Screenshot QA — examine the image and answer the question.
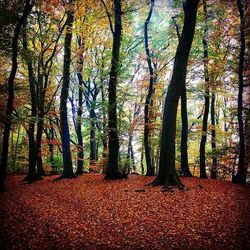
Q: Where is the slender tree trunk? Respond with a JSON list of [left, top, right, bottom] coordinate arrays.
[[59, 1, 74, 179], [36, 117, 46, 177], [75, 38, 84, 176], [141, 140, 144, 175], [130, 143, 136, 172], [11, 124, 20, 169], [181, 86, 192, 176], [210, 92, 217, 178], [233, 0, 246, 184], [126, 134, 136, 173], [152, 0, 199, 188], [144, 0, 155, 176], [105, 0, 125, 179], [100, 84, 108, 172], [48, 125, 55, 172], [90, 110, 97, 165], [0, 0, 33, 192], [199, 0, 209, 179]]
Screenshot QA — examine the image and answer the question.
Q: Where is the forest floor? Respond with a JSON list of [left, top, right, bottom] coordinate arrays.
[[0, 174, 250, 249]]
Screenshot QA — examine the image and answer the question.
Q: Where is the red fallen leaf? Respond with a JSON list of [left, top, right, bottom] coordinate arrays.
[[0, 174, 249, 249]]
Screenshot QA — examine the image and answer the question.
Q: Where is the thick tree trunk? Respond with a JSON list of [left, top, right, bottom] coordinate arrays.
[[152, 0, 199, 188], [210, 92, 217, 179], [144, 0, 155, 176], [233, 0, 246, 184], [0, 0, 33, 192], [59, 2, 74, 179], [199, 0, 209, 179], [105, 0, 125, 179], [172, 15, 192, 177]]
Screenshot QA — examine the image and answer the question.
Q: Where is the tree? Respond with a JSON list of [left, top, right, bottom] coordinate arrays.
[[59, 0, 74, 179], [21, 5, 66, 181], [101, 0, 126, 179], [144, 0, 156, 176], [199, 0, 209, 179], [74, 38, 85, 176], [233, 0, 247, 184], [0, 0, 34, 192], [210, 91, 217, 179], [22, 24, 39, 182], [172, 14, 192, 177], [152, 0, 199, 188]]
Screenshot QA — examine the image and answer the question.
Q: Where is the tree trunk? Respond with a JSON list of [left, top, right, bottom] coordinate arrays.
[[48, 125, 55, 172], [22, 27, 39, 181], [90, 110, 97, 165], [181, 85, 192, 176], [11, 124, 21, 169], [126, 134, 136, 173], [0, 0, 33, 192], [105, 0, 125, 179], [199, 0, 209, 179], [233, 0, 246, 184], [36, 117, 46, 177], [100, 84, 108, 172], [210, 92, 217, 179], [152, 0, 199, 188], [172, 14, 192, 177], [75, 38, 84, 176], [144, 0, 155, 176], [141, 140, 144, 175], [59, 1, 74, 179]]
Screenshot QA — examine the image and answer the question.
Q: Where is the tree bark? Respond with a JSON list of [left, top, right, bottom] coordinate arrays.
[[141, 140, 144, 175], [181, 84, 192, 177], [22, 25, 40, 182], [233, 0, 246, 184], [105, 0, 125, 179], [75, 38, 84, 176], [210, 92, 217, 179], [152, 0, 199, 188], [0, 0, 33, 192], [90, 109, 97, 165], [199, 0, 209, 179], [172, 15, 192, 177], [59, 1, 74, 179], [144, 0, 155, 176]]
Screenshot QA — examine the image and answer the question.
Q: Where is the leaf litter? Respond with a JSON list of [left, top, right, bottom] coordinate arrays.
[[0, 173, 249, 249]]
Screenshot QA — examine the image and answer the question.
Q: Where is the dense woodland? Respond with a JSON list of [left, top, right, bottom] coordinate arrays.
[[1, 0, 249, 189], [0, 0, 250, 248]]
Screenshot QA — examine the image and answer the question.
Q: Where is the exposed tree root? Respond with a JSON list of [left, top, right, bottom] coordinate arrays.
[[151, 174, 185, 191]]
